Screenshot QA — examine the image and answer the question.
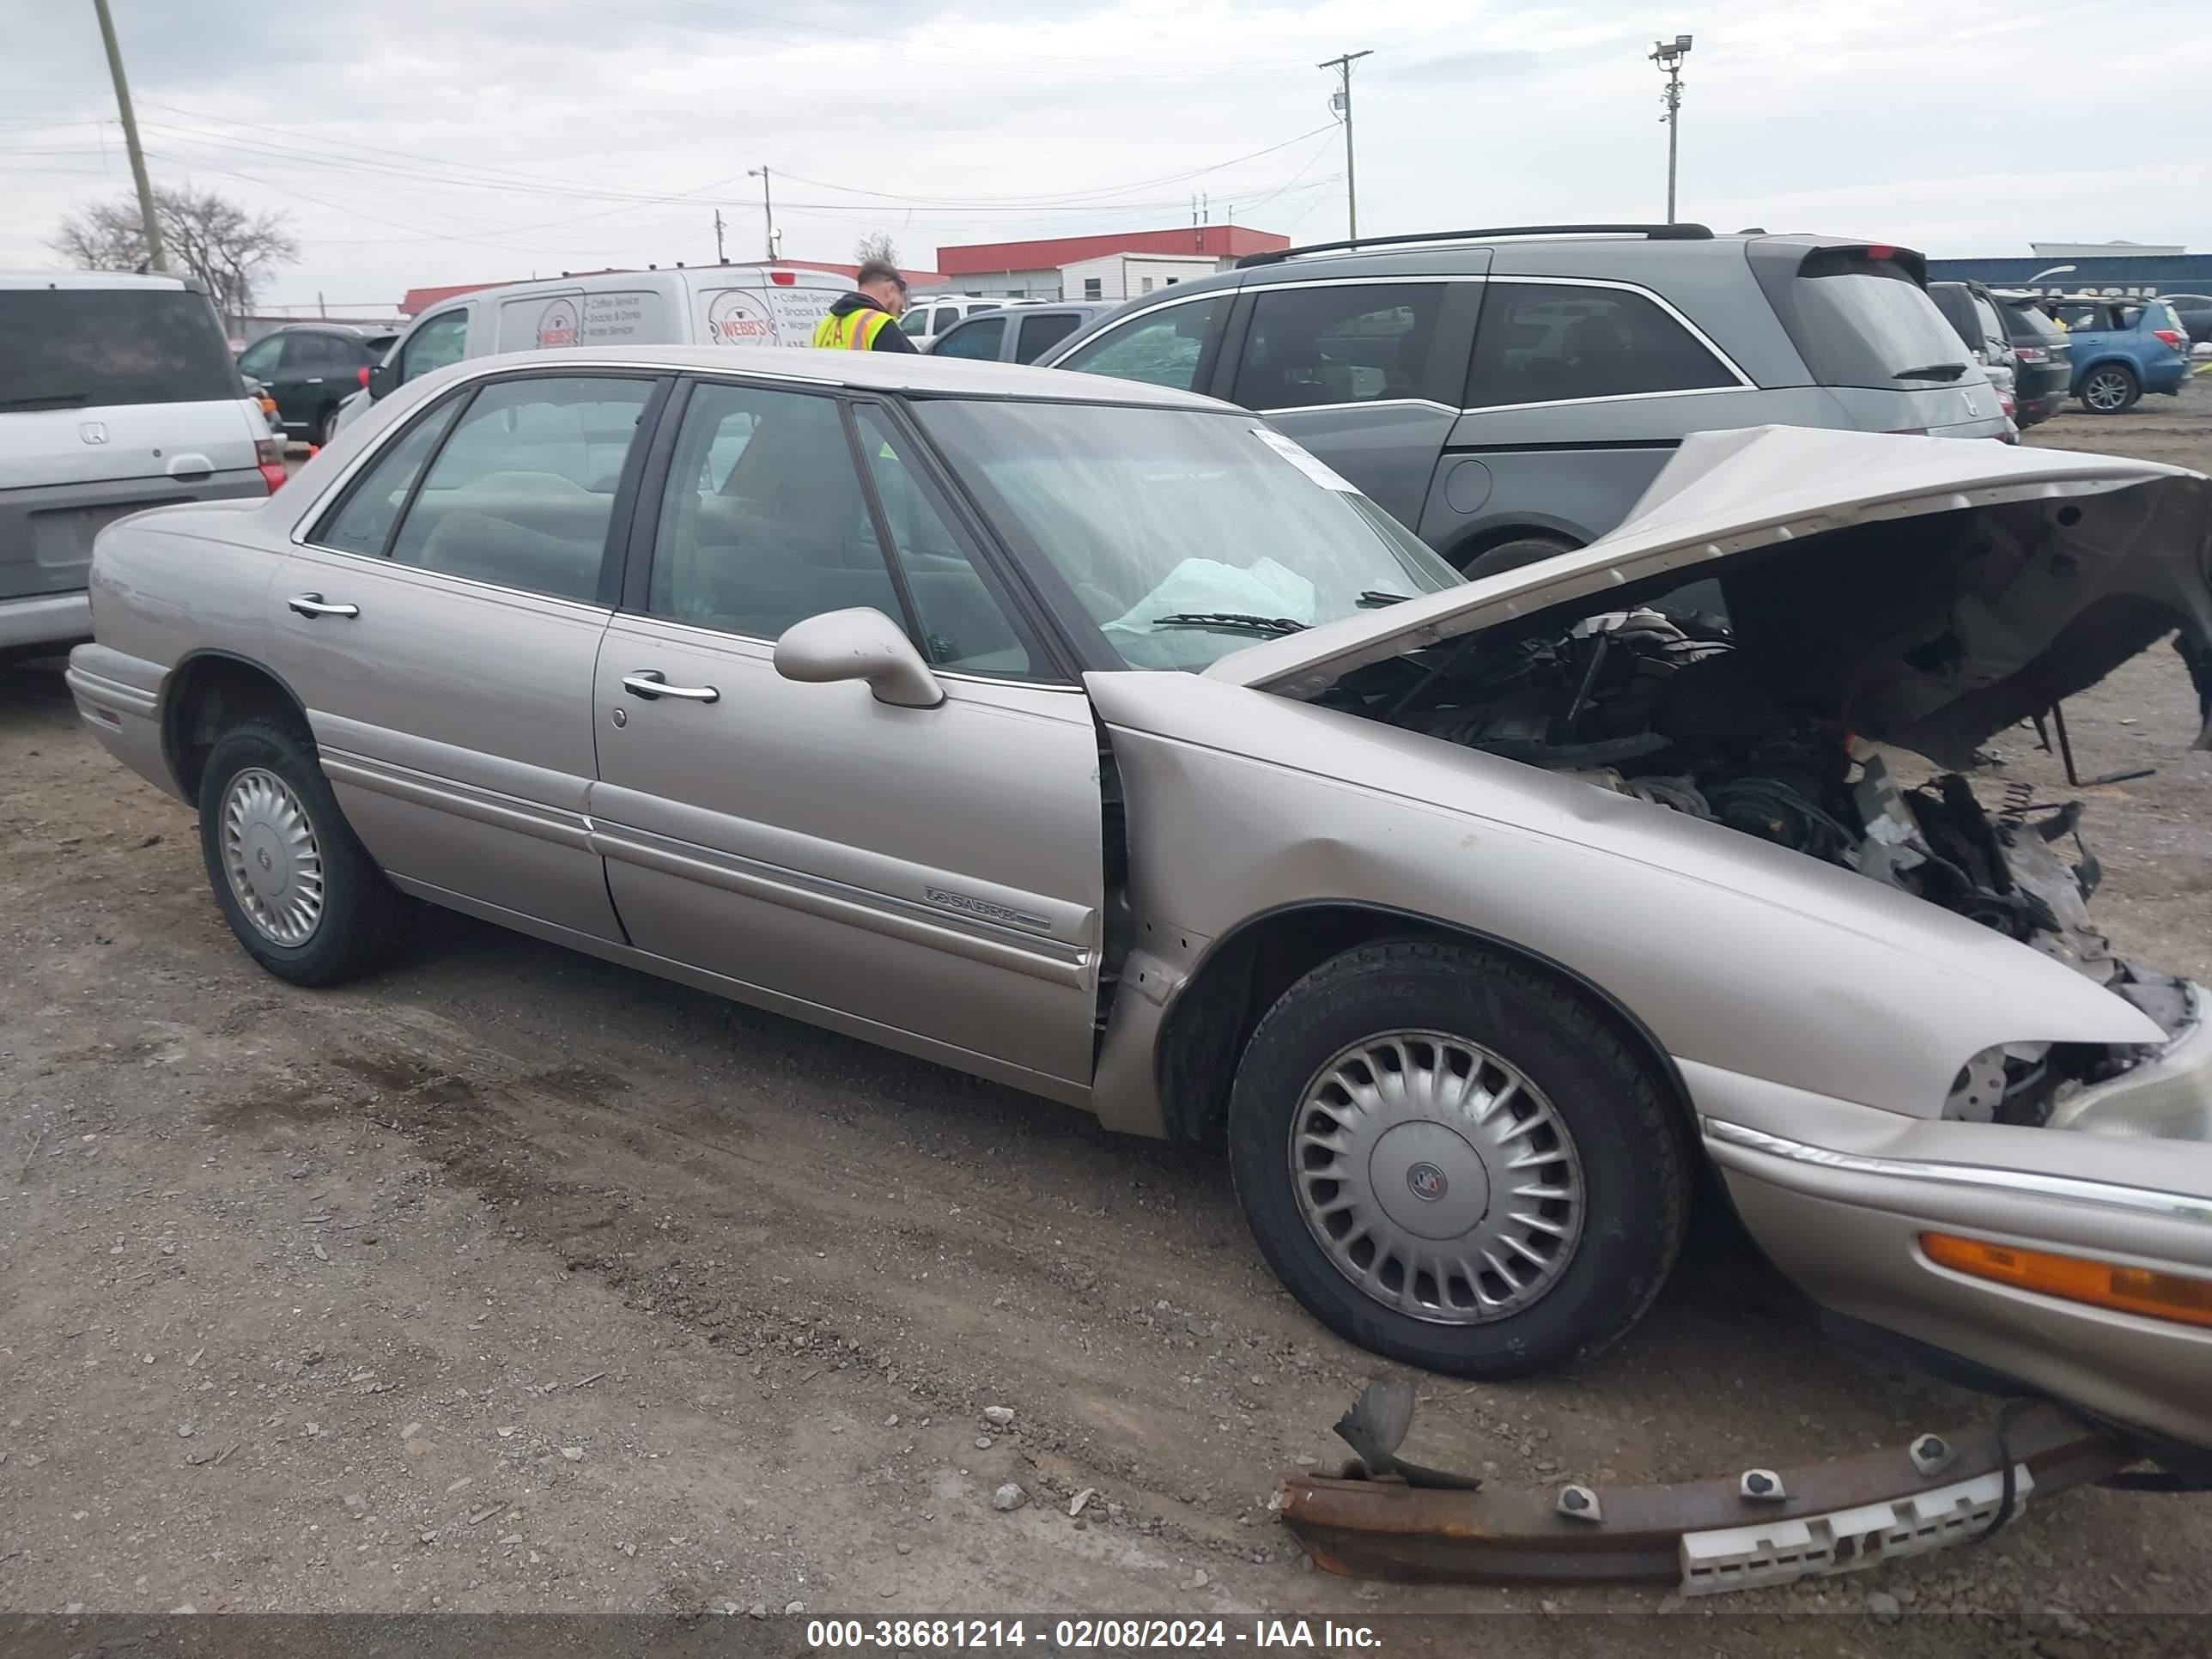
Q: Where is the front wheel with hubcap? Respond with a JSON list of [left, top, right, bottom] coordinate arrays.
[[198, 715, 400, 985], [2079, 363, 2140, 414], [1226, 939, 1688, 1377]]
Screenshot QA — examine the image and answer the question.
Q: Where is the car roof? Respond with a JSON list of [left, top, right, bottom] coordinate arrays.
[[0, 269, 206, 293], [434, 343, 1232, 410]]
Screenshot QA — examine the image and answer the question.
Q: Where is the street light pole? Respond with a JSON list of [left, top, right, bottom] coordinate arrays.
[[1317, 50, 1372, 243], [747, 167, 777, 261], [90, 0, 166, 271], [1650, 33, 1692, 225]]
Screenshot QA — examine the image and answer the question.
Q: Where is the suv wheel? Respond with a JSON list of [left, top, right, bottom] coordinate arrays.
[[1225, 940, 1688, 1377], [2080, 363, 2140, 414], [198, 715, 401, 985], [1460, 535, 1577, 580]]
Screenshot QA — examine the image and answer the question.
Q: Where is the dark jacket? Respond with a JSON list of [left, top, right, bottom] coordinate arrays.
[[827, 290, 919, 352]]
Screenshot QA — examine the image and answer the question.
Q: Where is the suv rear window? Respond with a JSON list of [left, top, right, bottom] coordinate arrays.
[[2002, 302, 2067, 347], [1770, 249, 1971, 388], [0, 287, 239, 410]]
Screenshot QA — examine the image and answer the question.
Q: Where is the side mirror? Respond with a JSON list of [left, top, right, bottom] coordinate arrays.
[[368, 362, 394, 401], [774, 608, 944, 709]]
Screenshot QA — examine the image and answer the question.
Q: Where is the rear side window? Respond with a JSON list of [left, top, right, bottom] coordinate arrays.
[[1232, 283, 1448, 410], [2002, 303, 2067, 347], [311, 400, 465, 557], [1055, 297, 1223, 391], [385, 375, 657, 600], [0, 287, 237, 410], [933, 316, 1006, 360], [1774, 251, 1974, 387], [1012, 312, 1082, 364], [1465, 283, 1735, 408]]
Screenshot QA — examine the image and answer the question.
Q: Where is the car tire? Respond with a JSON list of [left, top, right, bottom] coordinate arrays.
[[197, 714, 401, 987], [316, 405, 341, 447], [1225, 939, 1688, 1377], [2079, 363, 2140, 414], [1460, 535, 1577, 580]]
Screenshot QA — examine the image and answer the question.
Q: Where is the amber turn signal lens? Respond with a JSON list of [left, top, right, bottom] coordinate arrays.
[[1921, 1233, 2212, 1329]]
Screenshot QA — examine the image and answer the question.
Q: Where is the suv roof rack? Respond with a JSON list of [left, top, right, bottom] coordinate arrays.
[[1237, 223, 1716, 269]]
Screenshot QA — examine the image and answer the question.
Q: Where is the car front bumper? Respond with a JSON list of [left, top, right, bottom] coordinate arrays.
[[1688, 1024, 2212, 1457]]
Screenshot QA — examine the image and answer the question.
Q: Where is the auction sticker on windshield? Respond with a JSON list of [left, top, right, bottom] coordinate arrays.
[[1253, 426, 1358, 492]]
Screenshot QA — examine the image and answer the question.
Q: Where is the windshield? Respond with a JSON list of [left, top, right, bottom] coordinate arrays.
[[0, 287, 239, 410], [1780, 252, 1972, 387], [916, 399, 1459, 670]]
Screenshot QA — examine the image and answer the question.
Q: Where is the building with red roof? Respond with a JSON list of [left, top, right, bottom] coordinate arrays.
[[934, 225, 1289, 300]]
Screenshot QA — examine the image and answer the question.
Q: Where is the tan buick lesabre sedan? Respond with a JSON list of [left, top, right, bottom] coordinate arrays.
[[65, 346, 2212, 1474]]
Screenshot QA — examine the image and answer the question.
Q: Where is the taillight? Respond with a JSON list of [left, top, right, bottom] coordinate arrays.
[[357, 365, 371, 388], [2154, 328, 2184, 350], [256, 437, 287, 495], [2014, 345, 2049, 364]]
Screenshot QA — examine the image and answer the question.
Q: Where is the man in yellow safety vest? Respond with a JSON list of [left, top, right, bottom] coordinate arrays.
[[813, 260, 919, 352]]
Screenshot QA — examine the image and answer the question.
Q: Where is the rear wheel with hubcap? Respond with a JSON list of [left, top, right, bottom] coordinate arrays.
[[1226, 939, 1688, 1376], [198, 716, 401, 985], [2079, 363, 2140, 414]]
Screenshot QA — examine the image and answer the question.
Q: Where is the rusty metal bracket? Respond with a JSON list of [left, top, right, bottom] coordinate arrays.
[[1278, 1400, 2133, 1587]]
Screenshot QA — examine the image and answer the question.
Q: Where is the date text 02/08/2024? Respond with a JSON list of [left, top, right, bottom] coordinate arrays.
[[804, 1620, 1384, 1650]]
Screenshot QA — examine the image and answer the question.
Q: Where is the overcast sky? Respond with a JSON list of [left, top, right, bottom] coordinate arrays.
[[3, 0, 2204, 313]]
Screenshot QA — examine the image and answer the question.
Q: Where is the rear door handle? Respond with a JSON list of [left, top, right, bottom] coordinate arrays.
[[288, 592, 360, 619], [623, 670, 719, 702]]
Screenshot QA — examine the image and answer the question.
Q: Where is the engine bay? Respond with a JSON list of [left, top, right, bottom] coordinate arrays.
[[1328, 607, 2198, 1127]]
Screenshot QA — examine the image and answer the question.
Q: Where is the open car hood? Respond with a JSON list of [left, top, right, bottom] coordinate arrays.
[[1212, 426, 2212, 765]]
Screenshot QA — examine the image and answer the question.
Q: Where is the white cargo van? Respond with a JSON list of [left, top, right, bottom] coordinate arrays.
[[3, 271, 278, 656], [332, 264, 852, 435]]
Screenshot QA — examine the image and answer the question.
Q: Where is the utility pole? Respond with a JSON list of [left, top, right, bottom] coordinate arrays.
[[1650, 34, 1692, 224], [714, 209, 727, 264], [90, 0, 166, 271], [747, 167, 776, 261], [1317, 50, 1372, 243]]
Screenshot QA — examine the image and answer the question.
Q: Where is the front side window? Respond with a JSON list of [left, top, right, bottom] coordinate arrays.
[[399, 310, 470, 383], [1054, 296, 1222, 391], [933, 316, 1005, 360], [235, 336, 283, 380], [900, 307, 933, 336], [1234, 283, 1448, 410], [647, 381, 896, 638], [915, 398, 1457, 672], [1467, 283, 1735, 407], [852, 407, 1028, 675], [382, 375, 656, 600]]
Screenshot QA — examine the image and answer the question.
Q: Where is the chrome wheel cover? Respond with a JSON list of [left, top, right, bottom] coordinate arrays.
[[2084, 370, 2130, 410], [220, 767, 325, 946], [1290, 1031, 1584, 1324]]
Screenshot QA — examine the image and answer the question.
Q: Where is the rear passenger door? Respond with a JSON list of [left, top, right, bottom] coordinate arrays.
[[1223, 276, 1478, 526], [1431, 278, 1753, 553], [269, 371, 666, 940]]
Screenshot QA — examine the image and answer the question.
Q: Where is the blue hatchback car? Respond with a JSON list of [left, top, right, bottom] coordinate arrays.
[[2050, 295, 2191, 413]]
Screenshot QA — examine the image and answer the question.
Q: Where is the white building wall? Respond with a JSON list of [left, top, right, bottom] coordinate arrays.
[[1058, 254, 1222, 303]]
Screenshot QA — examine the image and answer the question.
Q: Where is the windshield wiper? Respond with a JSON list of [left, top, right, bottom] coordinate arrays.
[[1892, 362, 1968, 381], [1358, 589, 1416, 608], [0, 392, 90, 411], [1145, 611, 1309, 636]]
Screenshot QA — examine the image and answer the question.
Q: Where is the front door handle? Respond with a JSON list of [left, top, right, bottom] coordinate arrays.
[[622, 670, 719, 703], [288, 592, 360, 619]]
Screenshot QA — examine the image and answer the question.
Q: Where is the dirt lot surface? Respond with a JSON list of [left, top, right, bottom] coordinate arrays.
[[4, 374, 2210, 1649]]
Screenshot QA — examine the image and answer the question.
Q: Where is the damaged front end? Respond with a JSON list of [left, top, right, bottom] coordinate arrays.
[[1321, 601, 2212, 1139]]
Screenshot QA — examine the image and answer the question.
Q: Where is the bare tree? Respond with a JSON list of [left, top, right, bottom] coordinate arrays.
[[854, 231, 901, 268], [53, 184, 298, 325]]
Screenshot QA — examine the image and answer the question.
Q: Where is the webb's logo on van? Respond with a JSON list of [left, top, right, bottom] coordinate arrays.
[[78, 421, 109, 446], [535, 299, 580, 349]]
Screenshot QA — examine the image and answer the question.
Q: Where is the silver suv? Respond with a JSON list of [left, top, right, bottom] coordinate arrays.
[[1042, 225, 2008, 576], [2, 271, 281, 656]]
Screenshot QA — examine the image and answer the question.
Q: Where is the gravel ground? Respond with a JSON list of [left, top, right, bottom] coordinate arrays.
[[3, 374, 2209, 1646]]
